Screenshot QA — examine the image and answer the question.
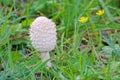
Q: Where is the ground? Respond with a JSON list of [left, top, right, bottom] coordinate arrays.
[[0, 0, 120, 80]]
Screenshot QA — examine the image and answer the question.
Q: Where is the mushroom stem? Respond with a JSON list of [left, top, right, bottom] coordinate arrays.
[[40, 51, 52, 68]]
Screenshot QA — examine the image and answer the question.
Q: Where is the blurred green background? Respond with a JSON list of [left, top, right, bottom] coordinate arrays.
[[0, 0, 120, 80]]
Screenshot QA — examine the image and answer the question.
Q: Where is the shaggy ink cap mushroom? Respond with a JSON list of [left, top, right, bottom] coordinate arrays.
[[29, 16, 57, 68]]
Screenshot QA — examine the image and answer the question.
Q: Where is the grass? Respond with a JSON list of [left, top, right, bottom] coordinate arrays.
[[0, 0, 120, 80]]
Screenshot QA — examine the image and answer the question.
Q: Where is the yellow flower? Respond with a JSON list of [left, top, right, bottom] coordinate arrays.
[[96, 10, 104, 16], [79, 17, 88, 23]]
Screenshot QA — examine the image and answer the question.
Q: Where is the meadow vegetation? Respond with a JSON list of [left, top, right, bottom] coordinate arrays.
[[0, 0, 120, 80]]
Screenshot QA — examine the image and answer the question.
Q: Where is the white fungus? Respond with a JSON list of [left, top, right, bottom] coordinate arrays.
[[29, 16, 57, 68]]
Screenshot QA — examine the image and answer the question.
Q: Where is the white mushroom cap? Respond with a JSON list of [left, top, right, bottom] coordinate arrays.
[[29, 16, 57, 52]]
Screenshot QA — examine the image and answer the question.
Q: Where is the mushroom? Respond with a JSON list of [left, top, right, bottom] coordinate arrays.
[[29, 16, 57, 68]]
